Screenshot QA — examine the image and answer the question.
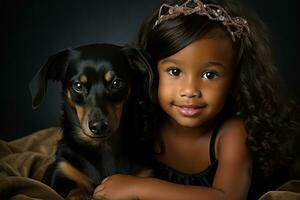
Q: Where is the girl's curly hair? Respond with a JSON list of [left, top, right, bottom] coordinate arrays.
[[136, 0, 299, 180], [234, 9, 298, 177]]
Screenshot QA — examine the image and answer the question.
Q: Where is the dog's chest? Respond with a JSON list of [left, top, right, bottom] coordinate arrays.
[[78, 147, 134, 185]]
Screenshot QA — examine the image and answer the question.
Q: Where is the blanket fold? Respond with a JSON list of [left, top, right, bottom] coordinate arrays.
[[0, 127, 299, 200], [0, 127, 63, 199]]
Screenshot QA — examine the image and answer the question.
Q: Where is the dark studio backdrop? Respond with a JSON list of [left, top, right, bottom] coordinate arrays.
[[0, 0, 299, 141]]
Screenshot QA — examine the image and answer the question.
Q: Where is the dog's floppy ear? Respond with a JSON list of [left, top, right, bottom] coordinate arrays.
[[121, 46, 156, 102], [29, 49, 70, 109]]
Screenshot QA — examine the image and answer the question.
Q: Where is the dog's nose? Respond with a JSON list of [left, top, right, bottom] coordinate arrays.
[[89, 120, 108, 134]]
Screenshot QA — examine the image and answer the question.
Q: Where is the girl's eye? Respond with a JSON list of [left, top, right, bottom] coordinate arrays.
[[167, 68, 181, 77], [202, 71, 219, 80], [112, 79, 124, 89], [72, 82, 86, 94]]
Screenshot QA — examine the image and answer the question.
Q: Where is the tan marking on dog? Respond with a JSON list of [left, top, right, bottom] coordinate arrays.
[[116, 89, 131, 121], [75, 105, 87, 124], [107, 89, 131, 131], [66, 90, 87, 124], [104, 71, 114, 82], [58, 161, 93, 193], [79, 74, 88, 83], [105, 103, 122, 133]]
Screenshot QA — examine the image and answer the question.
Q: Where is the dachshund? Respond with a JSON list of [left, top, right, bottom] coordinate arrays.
[[29, 43, 153, 199]]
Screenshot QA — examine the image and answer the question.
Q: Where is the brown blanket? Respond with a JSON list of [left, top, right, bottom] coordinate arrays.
[[0, 127, 299, 200], [258, 180, 300, 200], [0, 127, 63, 200]]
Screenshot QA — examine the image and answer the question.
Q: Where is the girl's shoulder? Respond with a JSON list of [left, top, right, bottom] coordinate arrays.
[[211, 119, 252, 199], [218, 116, 247, 137], [214, 116, 248, 160], [219, 116, 247, 136]]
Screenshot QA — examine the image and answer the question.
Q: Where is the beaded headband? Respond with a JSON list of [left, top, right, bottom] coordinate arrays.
[[153, 0, 250, 42]]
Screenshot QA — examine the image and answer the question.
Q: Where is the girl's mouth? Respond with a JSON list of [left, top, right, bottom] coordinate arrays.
[[174, 105, 205, 117]]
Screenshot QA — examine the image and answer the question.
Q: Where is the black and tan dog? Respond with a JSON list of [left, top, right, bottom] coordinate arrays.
[[29, 43, 153, 199]]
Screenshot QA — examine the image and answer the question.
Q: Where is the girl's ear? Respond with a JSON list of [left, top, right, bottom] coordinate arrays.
[[29, 49, 71, 110]]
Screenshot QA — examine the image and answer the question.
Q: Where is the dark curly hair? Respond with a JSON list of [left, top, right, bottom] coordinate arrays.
[[136, 0, 299, 185]]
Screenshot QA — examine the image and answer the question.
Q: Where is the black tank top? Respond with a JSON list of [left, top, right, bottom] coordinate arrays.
[[152, 122, 221, 186]]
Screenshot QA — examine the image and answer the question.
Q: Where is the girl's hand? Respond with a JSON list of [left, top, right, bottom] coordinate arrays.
[[93, 174, 141, 200]]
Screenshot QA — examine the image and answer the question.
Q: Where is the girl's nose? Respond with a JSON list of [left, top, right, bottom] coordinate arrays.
[[179, 79, 201, 98]]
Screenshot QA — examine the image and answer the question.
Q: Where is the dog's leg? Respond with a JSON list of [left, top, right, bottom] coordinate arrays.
[[44, 162, 76, 197], [58, 161, 93, 192]]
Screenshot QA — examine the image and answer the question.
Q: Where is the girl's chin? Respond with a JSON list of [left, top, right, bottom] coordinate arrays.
[[172, 118, 204, 128]]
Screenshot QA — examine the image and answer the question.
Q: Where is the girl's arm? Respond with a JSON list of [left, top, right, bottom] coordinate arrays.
[[94, 118, 252, 200]]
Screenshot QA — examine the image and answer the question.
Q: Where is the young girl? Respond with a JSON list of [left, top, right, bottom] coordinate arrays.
[[94, 0, 298, 199]]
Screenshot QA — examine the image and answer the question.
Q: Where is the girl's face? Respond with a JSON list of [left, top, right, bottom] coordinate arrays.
[[157, 34, 235, 128]]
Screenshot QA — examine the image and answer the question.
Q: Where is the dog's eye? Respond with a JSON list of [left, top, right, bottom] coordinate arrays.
[[72, 82, 85, 94], [112, 79, 124, 89]]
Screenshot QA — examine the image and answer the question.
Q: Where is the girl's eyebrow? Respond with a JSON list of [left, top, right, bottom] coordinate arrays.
[[201, 61, 225, 68], [160, 58, 181, 65], [161, 59, 225, 68]]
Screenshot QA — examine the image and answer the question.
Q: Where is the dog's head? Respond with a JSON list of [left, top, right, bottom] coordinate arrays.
[[30, 43, 153, 145]]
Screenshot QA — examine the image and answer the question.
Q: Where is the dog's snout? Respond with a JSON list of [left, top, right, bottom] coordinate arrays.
[[89, 120, 108, 134]]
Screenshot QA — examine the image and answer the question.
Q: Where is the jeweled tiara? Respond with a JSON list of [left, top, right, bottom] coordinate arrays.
[[153, 0, 250, 42]]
